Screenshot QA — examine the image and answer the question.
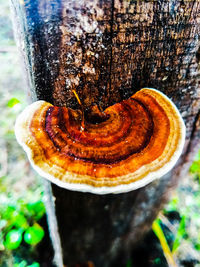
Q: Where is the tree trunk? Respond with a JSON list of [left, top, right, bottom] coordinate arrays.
[[10, 0, 200, 266]]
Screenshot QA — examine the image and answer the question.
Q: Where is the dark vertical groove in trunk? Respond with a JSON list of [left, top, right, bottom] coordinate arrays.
[[23, 0, 63, 103], [108, 0, 115, 103]]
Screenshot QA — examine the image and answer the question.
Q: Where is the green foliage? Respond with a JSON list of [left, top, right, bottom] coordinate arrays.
[[152, 219, 177, 267], [190, 150, 200, 175], [153, 258, 161, 265], [28, 263, 40, 267], [27, 201, 46, 221], [14, 260, 40, 267], [172, 215, 187, 253], [4, 229, 23, 250], [0, 199, 45, 250], [153, 150, 200, 265], [24, 223, 45, 245], [7, 97, 20, 108], [126, 259, 132, 267]]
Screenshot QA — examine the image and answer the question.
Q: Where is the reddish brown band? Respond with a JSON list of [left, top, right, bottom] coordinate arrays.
[[30, 90, 169, 178]]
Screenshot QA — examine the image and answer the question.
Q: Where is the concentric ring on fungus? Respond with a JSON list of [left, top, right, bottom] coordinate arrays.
[[15, 88, 186, 194]]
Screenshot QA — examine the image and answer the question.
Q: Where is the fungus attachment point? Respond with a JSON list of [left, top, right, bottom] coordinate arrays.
[[15, 88, 185, 194], [85, 104, 109, 124]]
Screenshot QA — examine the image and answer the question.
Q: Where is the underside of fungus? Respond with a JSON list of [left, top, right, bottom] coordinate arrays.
[[15, 88, 185, 194]]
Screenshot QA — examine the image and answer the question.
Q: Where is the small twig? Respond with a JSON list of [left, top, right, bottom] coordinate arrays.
[[159, 213, 177, 234], [152, 219, 178, 267]]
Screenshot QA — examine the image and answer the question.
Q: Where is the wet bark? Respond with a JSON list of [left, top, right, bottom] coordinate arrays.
[[10, 0, 200, 266]]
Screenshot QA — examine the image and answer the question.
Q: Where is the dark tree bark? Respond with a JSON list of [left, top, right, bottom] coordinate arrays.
[[10, 0, 200, 266]]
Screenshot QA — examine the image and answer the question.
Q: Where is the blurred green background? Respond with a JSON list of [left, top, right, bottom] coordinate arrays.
[[0, 1, 200, 267], [0, 1, 46, 266]]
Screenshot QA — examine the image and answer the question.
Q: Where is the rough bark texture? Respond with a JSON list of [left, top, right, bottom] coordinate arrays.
[[10, 0, 200, 266]]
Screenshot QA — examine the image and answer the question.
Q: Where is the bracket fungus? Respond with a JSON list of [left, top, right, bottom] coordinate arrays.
[[15, 88, 185, 194]]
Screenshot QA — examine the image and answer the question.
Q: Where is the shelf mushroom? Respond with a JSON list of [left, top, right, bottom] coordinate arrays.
[[15, 88, 185, 194]]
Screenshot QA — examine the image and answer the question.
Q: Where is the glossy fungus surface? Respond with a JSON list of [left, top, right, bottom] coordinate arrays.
[[15, 88, 185, 194]]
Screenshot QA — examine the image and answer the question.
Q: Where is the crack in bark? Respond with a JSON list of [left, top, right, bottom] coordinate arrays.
[[108, 0, 115, 104]]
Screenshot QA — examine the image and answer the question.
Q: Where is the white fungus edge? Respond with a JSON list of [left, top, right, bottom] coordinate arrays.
[[15, 89, 186, 195]]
